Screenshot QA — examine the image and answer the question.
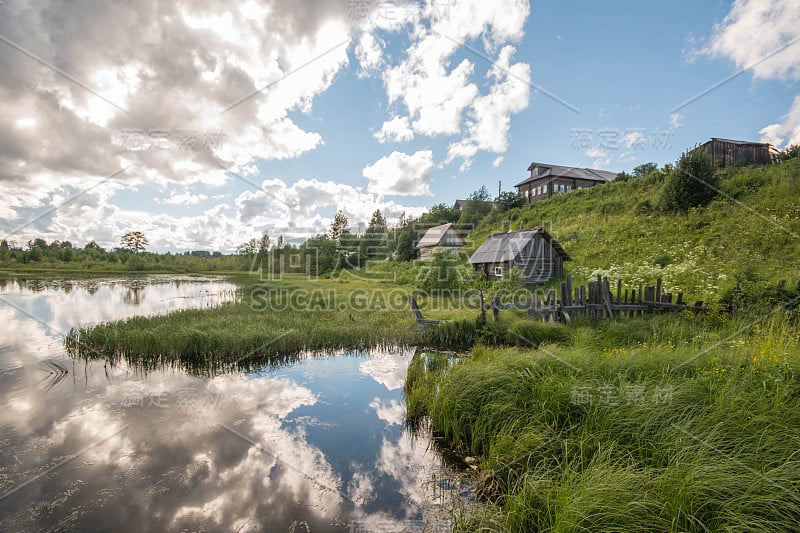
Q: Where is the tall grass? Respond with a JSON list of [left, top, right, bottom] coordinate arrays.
[[66, 276, 425, 373], [407, 309, 800, 531]]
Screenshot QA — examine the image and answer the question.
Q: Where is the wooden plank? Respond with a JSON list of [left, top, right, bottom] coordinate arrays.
[[616, 279, 622, 304], [603, 291, 615, 318], [559, 301, 571, 323], [566, 275, 573, 306], [656, 278, 663, 303]]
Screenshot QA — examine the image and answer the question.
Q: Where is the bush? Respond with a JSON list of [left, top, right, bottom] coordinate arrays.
[[659, 148, 718, 212]]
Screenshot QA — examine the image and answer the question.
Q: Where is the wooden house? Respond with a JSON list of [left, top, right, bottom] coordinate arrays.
[[515, 163, 617, 204], [700, 138, 775, 167], [416, 223, 465, 260], [468, 227, 570, 284]]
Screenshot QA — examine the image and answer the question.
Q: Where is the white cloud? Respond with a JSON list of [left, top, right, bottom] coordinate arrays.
[[361, 150, 434, 196], [703, 0, 800, 148], [379, 0, 531, 165], [703, 0, 800, 80], [759, 94, 800, 148], [0, 0, 354, 248], [492, 156, 504, 167], [235, 177, 427, 243], [355, 32, 384, 76], [374, 116, 415, 143], [669, 112, 683, 129], [445, 45, 531, 170], [157, 192, 209, 206], [585, 147, 606, 158], [623, 130, 646, 150]]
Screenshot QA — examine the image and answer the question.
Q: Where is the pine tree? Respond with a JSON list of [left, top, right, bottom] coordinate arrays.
[[329, 210, 349, 240]]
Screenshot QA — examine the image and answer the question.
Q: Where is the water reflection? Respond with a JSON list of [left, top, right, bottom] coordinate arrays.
[[0, 276, 469, 532]]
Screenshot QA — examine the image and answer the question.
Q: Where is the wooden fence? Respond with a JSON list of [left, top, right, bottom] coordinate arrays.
[[484, 275, 709, 323]]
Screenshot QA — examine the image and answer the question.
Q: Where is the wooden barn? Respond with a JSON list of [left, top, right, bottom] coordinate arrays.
[[700, 138, 775, 167], [468, 227, 570, 284], [416, 223, 465, 260]]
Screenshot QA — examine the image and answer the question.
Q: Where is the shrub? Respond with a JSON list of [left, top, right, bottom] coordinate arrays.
[[659, 148, 718, 212]]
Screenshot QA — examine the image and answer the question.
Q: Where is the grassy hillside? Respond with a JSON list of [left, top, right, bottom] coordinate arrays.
[[470, 158, 800, 303]]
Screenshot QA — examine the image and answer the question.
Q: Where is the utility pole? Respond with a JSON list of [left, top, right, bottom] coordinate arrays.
[[498, 180, 501, 198]]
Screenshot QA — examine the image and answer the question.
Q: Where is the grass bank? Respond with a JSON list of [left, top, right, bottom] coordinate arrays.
[[406, 309, 800, 531], [65, 274, 480, 372]]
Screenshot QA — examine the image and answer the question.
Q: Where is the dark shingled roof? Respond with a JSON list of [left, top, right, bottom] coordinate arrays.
[[515, 163, 617, 188], [468, 227, 570, 264]]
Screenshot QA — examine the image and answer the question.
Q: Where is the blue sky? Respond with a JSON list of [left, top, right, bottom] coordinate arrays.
[[0, 0, 798, 251]]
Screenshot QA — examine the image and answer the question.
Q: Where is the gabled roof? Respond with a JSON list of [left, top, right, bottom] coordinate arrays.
[[704, 137, 771, 147], [515, 163, 617, 187], [416, 223, 463, 249], [468, 227, 570, 264]]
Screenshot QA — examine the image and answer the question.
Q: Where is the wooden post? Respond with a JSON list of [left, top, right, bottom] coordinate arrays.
[[491, 295, 500, 321], [479, 290, 486, 322]]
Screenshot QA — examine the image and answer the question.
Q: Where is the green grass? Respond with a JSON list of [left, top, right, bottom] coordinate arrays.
[[407, 309, 800, 531], [66, 275, 433, 372], [471, 159, 800, 303]]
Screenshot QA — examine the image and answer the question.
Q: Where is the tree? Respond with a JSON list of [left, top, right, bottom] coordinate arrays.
[[633, 162, 658, 178], [394, 221, 417, 261], [468, 185, 491, 202], [361, 210, 388, 260], [257, 233, 270, 254], [0, 239, 9, 262], [329, 210, 349, 241], [366, 209, 388, 235], [459, 186, 495, 227], [659, 149, 718, 212], [120, 231, 149, 253], [237, 238, 258, 256], [425, 203, 459, 224], [495, 191, 524, 212]]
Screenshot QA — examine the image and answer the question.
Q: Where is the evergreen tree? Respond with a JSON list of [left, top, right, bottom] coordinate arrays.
[[329, 210, 349, 241]]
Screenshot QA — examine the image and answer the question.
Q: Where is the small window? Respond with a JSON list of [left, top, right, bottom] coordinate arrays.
[[494, 266, 503, 277]]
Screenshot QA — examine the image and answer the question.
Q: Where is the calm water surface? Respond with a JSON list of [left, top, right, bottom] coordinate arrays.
[[0, 275, 468, 532]]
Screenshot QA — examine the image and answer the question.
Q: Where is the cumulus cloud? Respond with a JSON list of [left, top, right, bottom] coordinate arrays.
[[444, 45, 531, 171], [703, 0, 800, 80], [0, 0, 358, 245], [0, 0, 533, 250], [379, 0, 531, 169], [355, 32, 384, 76], [361, 150, 434, 196], [234, 177, 427, 243], [374, 116, 415, 143], [702, 0, 800, 148], [760, 94, 800, 147]]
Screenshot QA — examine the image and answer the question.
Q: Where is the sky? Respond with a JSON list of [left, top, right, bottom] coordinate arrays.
[[0, 0, 799, 252]]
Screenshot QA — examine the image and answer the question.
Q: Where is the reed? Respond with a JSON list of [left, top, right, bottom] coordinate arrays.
[[407, 308, 800, 531]]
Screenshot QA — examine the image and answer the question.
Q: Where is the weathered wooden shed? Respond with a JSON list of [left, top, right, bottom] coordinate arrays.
[[700, 138, 774, 167], [468, 227, 570, 284], [416, 223, 465, 260]]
